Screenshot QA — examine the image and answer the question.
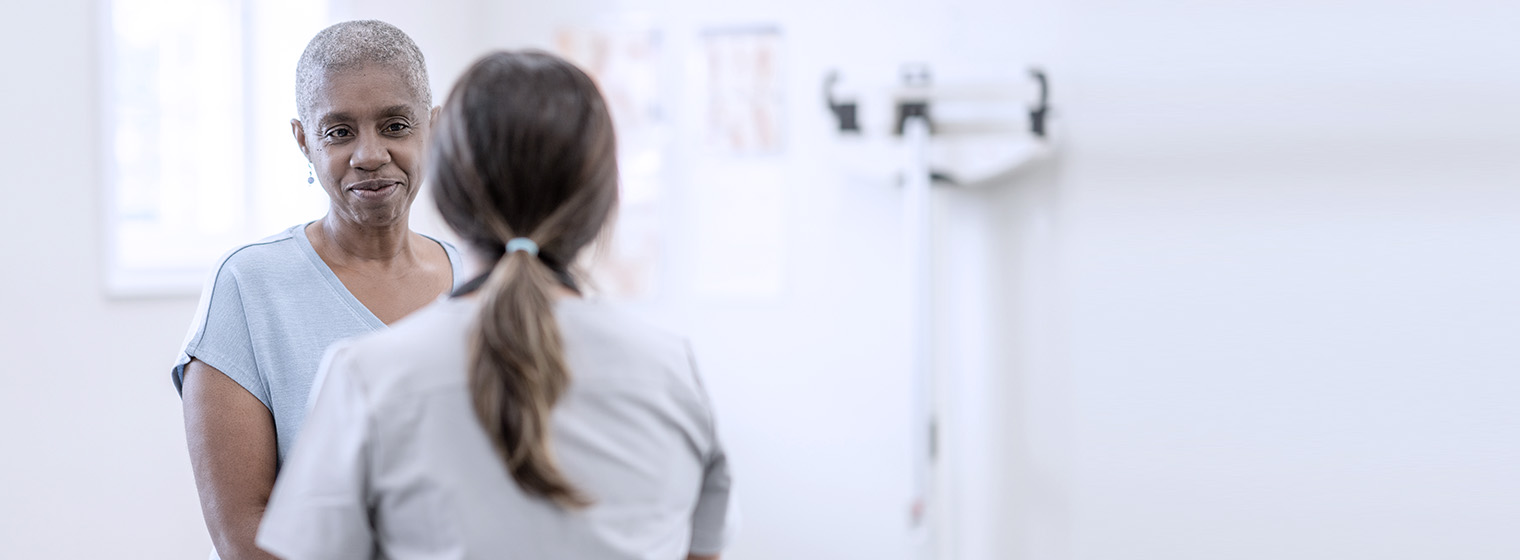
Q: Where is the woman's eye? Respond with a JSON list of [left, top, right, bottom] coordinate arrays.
[[386, 122, 410, 133], [325, 128, 351, 139]]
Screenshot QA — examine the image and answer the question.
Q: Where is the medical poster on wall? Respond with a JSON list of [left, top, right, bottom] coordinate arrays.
[[555, 26, 666, 300], [699, 26, 784, 155]]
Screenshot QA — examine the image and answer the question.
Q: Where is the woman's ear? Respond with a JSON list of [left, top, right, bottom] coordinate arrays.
[[430, 105, 441, 127], [290, 118, 310, 159]]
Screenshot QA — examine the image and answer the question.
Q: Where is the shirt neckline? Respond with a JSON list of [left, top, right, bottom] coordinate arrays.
[[290, 221, 463, 330]]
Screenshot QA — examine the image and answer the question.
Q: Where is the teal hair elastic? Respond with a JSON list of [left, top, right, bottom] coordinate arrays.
[[505, 237, 539, 256]]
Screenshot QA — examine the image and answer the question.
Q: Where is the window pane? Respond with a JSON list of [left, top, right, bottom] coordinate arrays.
[[104, 0, 327, 295], [108, 0, 245, 293]]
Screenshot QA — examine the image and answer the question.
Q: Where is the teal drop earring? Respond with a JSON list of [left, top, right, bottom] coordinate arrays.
[[307, 163, 315, 184]]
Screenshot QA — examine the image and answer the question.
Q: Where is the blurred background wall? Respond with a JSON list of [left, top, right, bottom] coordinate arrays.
[[2, 0, 1516, 559]]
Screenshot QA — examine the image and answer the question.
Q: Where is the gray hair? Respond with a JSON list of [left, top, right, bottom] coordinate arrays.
[[295, 20, 431, 125]]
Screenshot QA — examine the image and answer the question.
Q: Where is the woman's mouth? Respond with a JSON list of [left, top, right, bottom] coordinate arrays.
[[349, 180, 400, 200]]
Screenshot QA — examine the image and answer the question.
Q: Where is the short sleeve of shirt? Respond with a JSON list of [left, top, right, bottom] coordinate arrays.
[[258, 343, 375, 560], [172, 259, 270, 408], [686, 345, 735, 556]]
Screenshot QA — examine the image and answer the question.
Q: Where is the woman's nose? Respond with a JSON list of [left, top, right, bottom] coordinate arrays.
[[350, 132, 392, 171]]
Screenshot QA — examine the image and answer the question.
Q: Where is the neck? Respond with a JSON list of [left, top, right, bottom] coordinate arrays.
[[315, 214, 413, 263]]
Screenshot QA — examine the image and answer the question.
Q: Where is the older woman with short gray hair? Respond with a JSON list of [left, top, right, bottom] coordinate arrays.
[[172, 20, 462, 560]]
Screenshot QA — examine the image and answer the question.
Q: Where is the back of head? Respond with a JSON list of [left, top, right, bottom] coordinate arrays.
[[429, 50, 618, 508], [295, 20, 431, 125]]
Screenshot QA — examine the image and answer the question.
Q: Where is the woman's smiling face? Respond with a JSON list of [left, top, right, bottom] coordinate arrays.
[[293, 63, 432, 228]]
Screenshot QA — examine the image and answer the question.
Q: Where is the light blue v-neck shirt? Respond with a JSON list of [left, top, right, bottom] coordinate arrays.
[[172, 222, 464, 466]]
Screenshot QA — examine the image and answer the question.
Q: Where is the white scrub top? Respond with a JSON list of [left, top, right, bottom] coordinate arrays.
[[257, 296, 733, 559]]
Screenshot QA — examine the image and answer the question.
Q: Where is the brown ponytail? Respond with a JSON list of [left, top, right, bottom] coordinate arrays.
[[428, 51, 619, 508]]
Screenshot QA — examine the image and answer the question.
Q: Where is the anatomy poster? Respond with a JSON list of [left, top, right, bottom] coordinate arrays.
[[699, 27, 784, 155]]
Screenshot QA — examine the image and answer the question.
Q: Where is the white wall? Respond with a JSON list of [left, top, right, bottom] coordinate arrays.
[[1051, 1, 1520, 558], [1, 1, 208, 557]]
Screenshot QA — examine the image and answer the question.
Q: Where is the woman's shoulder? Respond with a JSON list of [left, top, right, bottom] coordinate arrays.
[[553, 301, 718, 450], [554, 299, 701, 390], [207, 224, 311, 285], [557, 299, 687, 354]]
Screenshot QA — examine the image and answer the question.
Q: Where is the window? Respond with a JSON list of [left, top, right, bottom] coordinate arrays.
[[102, 0, 329, 296]]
